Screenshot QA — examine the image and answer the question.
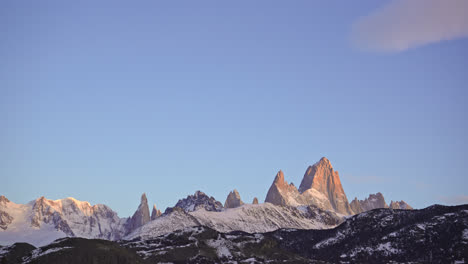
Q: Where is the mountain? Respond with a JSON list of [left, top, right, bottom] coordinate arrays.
[[224, 189, 244, 209], [252, 197, 259, 204], [124, 193, 150, 234], [0, 195, 126, 247], [126, 203, 343, 241], [4, 204, 467, 263], [350, 193, 412, 214], [265, 157, 353, 215], [150, 204, 162, 220], [390, 200, 413, 210], [0, 157, 415, 248], [165, 191, 223, 214]]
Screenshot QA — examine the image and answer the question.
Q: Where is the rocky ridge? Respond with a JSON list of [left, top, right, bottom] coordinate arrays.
[[3, 204, 466, 264], [224, 189, 244, 209]]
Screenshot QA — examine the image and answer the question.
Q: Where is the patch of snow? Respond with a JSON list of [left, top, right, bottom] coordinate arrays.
[[376, 242, 401, 255], [24, 246, 73, 262], [416, 224, 426, 231], [206, 237, 232, 259], [315, 231, 345, 248], [463, 229, 468, 240]]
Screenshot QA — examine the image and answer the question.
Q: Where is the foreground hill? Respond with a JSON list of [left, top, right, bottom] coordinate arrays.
[[2, 204, 467, 264]]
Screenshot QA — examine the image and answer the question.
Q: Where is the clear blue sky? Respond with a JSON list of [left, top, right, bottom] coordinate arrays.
[[1, 0, 467, 217]]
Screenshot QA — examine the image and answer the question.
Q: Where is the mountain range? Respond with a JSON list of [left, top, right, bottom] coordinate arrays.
[[0, 157, 412, 247], [3, 157, 463, 263]]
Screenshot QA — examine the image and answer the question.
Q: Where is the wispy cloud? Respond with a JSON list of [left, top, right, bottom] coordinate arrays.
[[438, 195, 468, 205], [351, 0, 468, 52]]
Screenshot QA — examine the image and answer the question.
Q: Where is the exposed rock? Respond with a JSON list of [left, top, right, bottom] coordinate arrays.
[[151, 204, 162, 220], [265, 158, 353, 215], [125, 193, 150, 233], [0, 195, 10, 206], [252, 197, 259, 204], [165, 191, 223, 214], [265, 170, 303, 206], [353, 193, 389, 213], [350, 197, 364, 214], [390, 200, 413, 210], [0, 195, 13, 230], [0, 211, 13, 230], [224, 189, 244, 209], [299, 157, 353, 215], [22, 204, 465, 264]]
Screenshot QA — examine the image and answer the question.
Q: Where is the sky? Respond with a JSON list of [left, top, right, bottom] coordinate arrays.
[[1, 0, 467, 217]]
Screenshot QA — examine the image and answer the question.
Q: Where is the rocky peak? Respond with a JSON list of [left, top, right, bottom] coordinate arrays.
[[151, 204, 162, 220], [298, 157, 353, 215], [390, 200, 413, 210], [350, 197, 364, 214], [166, 191, 223, 213], [224, 189, 244, 209], [252, 197, 259, 204], [0, 195, 10, 206], [360, 193, 389, 211], [125, 193, 150, 233]]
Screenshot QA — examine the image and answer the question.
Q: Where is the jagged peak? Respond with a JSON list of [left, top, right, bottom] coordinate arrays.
[[252, 197, 259, 204], [141, 193, 148, 204], [0, 195, 10, 203], [224, 189, 244, 208], [312, 157, 332, 168], [273, 170, 285, 183]]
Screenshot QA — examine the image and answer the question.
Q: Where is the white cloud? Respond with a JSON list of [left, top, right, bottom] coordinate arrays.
[[351, 0, 468, 52], [438, 195, 468, 205]]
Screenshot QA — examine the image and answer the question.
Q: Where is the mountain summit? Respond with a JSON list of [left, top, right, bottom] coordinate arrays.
[[266, 157, 352, 215], [125, 193, 150, 233], [224, 189, 244, 209]]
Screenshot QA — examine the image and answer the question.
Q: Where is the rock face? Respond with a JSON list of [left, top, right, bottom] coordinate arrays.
[[126, 203, 343, 240], [299, 157, 353, 215], [264, 170, 302, 206], [252, 197, 259, 204], [151, 204, 162, 220], [0, 196, 125, 246], [15, 204, 466, 264], [0, 196, 13, 230], [224, 189, 244, 209], [349, 197, 364, 214], [359, 192, 389, 211], [351, 193, 394, 214], [165, 191, 223, 214], [390, 200, 413, 210], [125, 193, 150, 233], [265, 157, 353, 215]]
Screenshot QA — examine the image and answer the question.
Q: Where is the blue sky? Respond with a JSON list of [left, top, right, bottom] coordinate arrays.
[[1, 0, 467, 217]]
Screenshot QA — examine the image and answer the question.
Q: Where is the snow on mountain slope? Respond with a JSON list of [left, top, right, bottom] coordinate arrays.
[[0, 199, 66, 247], [191, 203, 341, 233], [125, 207, 200, 240], [265, 158, 353, 215], [126, 203, 343, 240], [0, 196, 125, 246]]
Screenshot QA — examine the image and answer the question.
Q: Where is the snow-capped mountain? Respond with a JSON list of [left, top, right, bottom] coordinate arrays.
[[0, 195, 126, 246], [265, 157, 411, 215], [0, 157, 414, 247], [125, 203, 343, 240], [164, 191, 223, 214], [265, 157, 353, 215], [4, 204, 466, 263]]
